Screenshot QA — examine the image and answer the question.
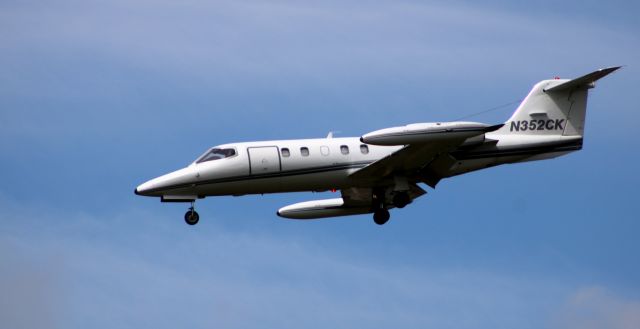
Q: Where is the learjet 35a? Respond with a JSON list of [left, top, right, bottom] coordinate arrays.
[[135, 67, 619, 225]]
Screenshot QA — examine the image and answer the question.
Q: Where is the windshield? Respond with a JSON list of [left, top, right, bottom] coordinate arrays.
[[196, 148, 237, 163]]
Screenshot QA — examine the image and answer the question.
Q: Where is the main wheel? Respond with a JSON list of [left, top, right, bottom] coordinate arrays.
[[373, 209, 390, 225], [392, 192, 410, 208], [184, 210, 200, 225]]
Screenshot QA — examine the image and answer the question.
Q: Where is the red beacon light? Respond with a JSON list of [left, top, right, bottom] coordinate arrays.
[[554, 76, 560, 80]]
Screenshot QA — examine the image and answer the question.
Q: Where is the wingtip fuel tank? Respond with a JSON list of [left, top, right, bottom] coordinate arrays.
[[277, 198, 372, 219], [360, 122, 500, 146]]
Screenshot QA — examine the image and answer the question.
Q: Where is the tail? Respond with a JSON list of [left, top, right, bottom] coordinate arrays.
[[495, 67, 620, 136]]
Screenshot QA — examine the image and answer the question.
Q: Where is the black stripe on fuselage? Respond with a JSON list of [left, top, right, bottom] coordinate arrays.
[[145, 161, 373, 195], [451, 139, 583, 160]]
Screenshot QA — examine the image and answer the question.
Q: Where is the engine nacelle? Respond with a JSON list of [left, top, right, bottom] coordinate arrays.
[[360, 121, 502, 146], [277, 198, 372, 220]]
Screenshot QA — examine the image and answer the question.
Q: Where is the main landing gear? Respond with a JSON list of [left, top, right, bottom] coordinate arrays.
[[373, 208, 390, 225], [184, 201, 199, 225], [372, 189, 391, 225], [371, 191, 410, 225], [392, 192, 410, 209]]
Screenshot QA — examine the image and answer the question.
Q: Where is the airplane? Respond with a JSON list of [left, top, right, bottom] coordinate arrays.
[[135, 67, 619, 226]]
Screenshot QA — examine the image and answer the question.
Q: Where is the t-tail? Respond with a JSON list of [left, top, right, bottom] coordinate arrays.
[[495, 66, 620, 138]]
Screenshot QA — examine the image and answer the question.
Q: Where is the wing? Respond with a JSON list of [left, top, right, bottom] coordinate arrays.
[[351, 123, 503, 187]]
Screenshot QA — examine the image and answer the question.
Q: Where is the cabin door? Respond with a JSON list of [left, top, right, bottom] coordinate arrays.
[[248, 146, 281, 175]]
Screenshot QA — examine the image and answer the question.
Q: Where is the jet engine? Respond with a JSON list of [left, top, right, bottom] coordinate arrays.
[[360, 121, 502, 146]]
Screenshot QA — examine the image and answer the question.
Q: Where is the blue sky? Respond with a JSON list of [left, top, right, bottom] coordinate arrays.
[[1, 1, 639, 328]]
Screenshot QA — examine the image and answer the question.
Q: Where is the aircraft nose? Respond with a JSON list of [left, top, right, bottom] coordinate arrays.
[[134, 180, 156, 196], [134, 166, 197, 197]]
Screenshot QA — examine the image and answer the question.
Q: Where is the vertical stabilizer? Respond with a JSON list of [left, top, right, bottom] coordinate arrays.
[[495, 67, 620, 137]]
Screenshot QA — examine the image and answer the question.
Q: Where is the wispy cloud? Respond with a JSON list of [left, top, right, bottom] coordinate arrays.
[[551, 286, 640, 329], [1, 0, 637, 85], [0, 197, 597, 329]]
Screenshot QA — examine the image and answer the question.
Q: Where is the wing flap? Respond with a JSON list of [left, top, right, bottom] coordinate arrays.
[[418, 154, 458, 188]]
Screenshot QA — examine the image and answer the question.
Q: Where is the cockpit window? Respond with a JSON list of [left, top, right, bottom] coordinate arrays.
[[196, 148, 236, 163]]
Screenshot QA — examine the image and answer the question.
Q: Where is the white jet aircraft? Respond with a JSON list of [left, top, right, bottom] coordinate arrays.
[[135, 67, 619, 225]]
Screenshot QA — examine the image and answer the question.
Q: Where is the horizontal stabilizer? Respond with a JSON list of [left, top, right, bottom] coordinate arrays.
[[484, 123, 505, 132], [545, 66, 621, 92]]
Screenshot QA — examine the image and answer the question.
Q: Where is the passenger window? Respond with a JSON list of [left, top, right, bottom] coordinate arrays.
[[360, 144, 369, 154], [340, 145, 349, 155], [300, 147, 310, 157], [320, 146, 330, 156], [281, 148, 290, 157]]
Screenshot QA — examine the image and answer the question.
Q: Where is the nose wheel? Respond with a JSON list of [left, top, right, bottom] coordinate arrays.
[[184, 202, 200, 225]]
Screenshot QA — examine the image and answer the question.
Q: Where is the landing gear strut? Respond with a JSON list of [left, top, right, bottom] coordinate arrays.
[[372, 189, 390, 225], [184, 201, 199, 225]]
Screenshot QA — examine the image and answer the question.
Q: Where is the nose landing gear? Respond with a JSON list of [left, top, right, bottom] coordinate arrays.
[[184, 201, 199, 225]]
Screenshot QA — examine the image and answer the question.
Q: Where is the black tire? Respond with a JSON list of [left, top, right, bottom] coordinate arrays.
[[373, 209, 390, 225], [392, 192, 410, 209], [184, 210, 200, 225]]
